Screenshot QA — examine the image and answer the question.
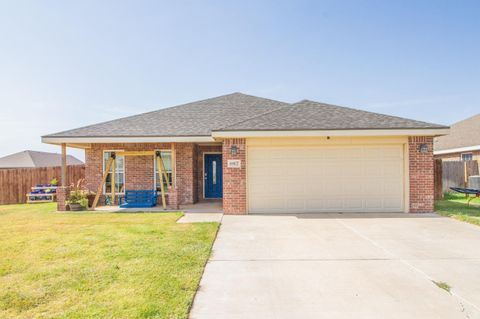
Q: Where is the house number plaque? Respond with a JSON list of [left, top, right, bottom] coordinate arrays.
[[227, 160, 241, 168]]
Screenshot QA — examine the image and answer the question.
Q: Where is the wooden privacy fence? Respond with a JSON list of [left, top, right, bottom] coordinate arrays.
[[434, 160, 479, 198], [0, 165, 85, 204]]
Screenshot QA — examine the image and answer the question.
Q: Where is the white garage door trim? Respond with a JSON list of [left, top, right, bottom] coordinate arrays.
[[247, 138, 408, 214]]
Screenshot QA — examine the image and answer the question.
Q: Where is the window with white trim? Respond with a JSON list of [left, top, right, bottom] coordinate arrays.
[[461, 153, 473, 161], [103, 151, 125, 194], [154, 151, 173, 191]]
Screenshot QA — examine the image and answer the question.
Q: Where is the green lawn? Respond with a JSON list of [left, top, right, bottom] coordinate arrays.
[[0, 203, 219, 319], [435, 192, 480, 226]]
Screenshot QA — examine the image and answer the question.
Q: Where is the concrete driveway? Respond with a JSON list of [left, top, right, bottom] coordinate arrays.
[[190, 213, 480, 319]]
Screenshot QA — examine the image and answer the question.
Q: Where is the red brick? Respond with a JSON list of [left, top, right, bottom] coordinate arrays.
[[222, 138, 247, 215], [409, 136, 434, 213]]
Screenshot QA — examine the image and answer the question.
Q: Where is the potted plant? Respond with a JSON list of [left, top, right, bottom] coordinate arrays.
[[67, 179, 88, 211], [67, 190, 87, 211]]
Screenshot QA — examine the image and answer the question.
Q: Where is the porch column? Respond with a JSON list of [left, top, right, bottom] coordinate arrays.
[[174, 143, 195, 205], [61, 143, 67, 186], [57, 143, 69, 211], [168, 143, 179, 209]]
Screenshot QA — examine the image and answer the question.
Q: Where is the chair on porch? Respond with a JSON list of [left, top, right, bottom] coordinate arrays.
[[119, 190, 158, 208]]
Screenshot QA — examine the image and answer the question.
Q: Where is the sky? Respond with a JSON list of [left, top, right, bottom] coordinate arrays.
[[0, 0, 479, 161]]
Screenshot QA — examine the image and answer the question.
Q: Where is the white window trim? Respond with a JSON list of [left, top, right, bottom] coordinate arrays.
[[461, 152, 473, 161], [153, 149, 174, 192], [103, 150, 125, 195]]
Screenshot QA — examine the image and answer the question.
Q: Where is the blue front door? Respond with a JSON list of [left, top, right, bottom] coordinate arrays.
[[204, 154, 223, 198]]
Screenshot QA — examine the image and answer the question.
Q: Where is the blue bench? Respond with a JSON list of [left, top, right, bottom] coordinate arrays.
[[119, 190, 157, 208]]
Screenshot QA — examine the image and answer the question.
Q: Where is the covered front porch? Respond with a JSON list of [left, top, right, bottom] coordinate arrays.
[[56, 142, 225, 212]]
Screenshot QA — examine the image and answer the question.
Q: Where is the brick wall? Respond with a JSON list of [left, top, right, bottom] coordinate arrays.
[[222, 138, 247, 214], [175, 143, 196, 205], [56, 186, 70, 211], [409, 136, 434, 213], [84, 143, 195, 207], [196, 145, 222, 201]]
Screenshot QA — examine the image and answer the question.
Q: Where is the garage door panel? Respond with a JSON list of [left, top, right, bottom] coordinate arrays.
[[286, 199, 306, 210], [365, 199, 383, 209], [248, 144, 405, 213], [324, 199, 343, 210], [384, 198, 403, 209], [345, 199, 363, 210]]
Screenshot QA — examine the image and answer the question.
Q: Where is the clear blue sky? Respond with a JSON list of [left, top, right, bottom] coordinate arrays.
[[0, 0, 479, 160]]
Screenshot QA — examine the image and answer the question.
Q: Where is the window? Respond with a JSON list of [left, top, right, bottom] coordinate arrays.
[[461, 153, 473, 161], [154, 151, 173, 191], [103, 151, 125, 194]]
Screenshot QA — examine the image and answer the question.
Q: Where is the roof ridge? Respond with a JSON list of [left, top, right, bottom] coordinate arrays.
[[215, 101, 292, 130], [230, 92, 290, 106], [25, 150, 37, 167]]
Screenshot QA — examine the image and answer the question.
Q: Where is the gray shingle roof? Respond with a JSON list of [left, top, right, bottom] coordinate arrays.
[[0, 150, 83, 168], [43, 93, 447, 139], [44, 93, 289, 138], [434, 114, 480, 151], [217, 100, 447, 131]]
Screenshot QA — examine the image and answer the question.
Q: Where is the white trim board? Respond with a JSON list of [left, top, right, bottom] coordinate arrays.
[[434, 145, 480, 155], [42, 129, 449, 146], [212, 129, 449, 138], [42, 136, 215, 145]]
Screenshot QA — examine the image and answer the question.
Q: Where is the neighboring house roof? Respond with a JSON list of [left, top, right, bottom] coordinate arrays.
[[42, 92, 448, 143], [217, 100, 446, 131], [434, 114, 480, 154], [0, 150, 83, 168]]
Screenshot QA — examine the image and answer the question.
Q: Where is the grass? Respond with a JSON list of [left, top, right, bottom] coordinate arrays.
[[0, 203, 219, 319], [435, 192, 480, 226]]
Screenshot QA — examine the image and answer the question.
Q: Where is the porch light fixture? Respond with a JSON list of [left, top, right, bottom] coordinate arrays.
[[230, 145, 238, 155], [419, 144, 429, 153]]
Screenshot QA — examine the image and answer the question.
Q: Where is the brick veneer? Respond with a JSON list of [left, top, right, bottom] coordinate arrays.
[[56, 137, 435, 214], [56, 186, 70, 211], [175, 143, 196, 205], [222, 138, 247, 214], [81, 143, 196, 208], [409, 136, 434, 213]]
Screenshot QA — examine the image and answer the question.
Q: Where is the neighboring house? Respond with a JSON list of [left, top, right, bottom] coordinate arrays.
[[434, 114, 480, 163], [0, 150, 83, 168], [42, 93, 448, 214]]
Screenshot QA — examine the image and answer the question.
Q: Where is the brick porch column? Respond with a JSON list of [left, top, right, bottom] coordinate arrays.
[[167, 186, 179, 209], [57, 186, 70, 211], [175, 143, 196, 205], [222, 138, 247, 215], [409, 136, 434, 213]]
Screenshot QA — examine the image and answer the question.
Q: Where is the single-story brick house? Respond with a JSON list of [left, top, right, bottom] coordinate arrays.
[[42, 93, 449, 214], [434, 114, 480, 166]]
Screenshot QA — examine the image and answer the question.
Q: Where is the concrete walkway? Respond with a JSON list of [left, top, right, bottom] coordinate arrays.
[[190, 213, 480, 319]]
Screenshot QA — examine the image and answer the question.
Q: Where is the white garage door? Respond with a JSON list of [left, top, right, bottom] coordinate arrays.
[[248, 144, 405, 213]]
